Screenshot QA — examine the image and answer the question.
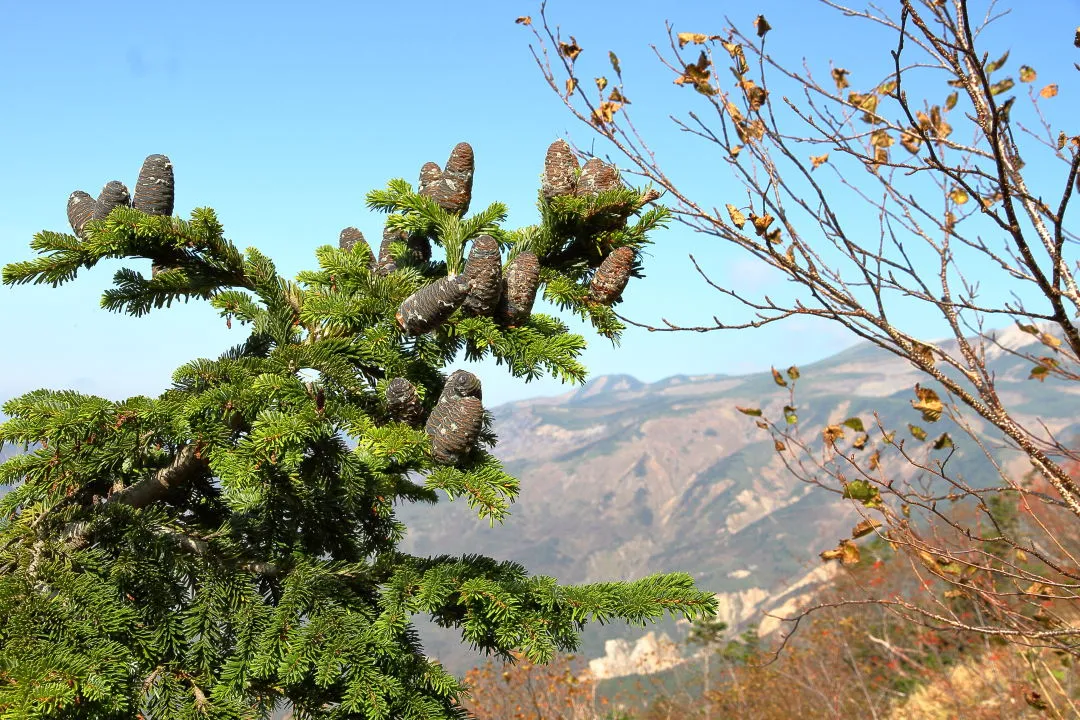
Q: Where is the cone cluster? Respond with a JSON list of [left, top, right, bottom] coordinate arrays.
[[66, 155, 176, 277], [418, 142, 475, 216], [425, 369, 484, 464]]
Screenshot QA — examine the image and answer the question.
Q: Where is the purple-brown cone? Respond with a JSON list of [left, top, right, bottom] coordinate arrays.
[[93, 181, 131, 221], [396, 274, 470, 335], [439, 369, 482, 403], [420, 142, 474, 215], [67, 191, 95, 238], [461, 234, 502, 316], [132, 154, 175, 216], [425, 395, 484, 464], [499, 251, 541, 326], [542, 139, 578, 198], [339, 227, 375, 265], [589, 246, 635, 305], [576, 158, 621, 196], [386, 377, 425, 427]]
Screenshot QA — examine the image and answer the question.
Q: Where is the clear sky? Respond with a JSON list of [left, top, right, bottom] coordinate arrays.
[[1, 1, 1076, 408]]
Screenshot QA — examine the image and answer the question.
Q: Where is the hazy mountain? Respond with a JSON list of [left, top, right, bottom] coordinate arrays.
[[401, 326, 1079, 675]]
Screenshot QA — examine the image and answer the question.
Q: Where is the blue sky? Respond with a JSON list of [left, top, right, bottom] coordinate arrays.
[[1, 1, 1076, 408]]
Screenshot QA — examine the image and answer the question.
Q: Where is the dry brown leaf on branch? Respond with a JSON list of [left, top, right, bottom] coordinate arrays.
[[726, 203, 747, 228], [747, 86, 768, 111], [771, 367, 787, 387], [821, 539, 860, 565], [595, 76, 608, 92], [832, 67, 850, 90], [851, 518, 882, 538], [565, 77, 577, 97], [1019, 65, 1037, 82], [750, 213, 775, 237], [985, 50, 1009, 73], [810, 153, 829, 170], [609, 87, 630, 104], [945, 91, 958, 110], [675, 51, 716, 95], [591, 101, 623, 126], [823, 425, 845, 445], [609, 51, 621, 78], [912, 384, 943, 422], [559, 37, 582, 61], [754, 15, 771, 37], [1040, 84, 1059, 98], [677, 32, 718, 48], [515, 16, 531, 25]]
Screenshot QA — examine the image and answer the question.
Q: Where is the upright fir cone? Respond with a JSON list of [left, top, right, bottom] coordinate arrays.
[[425, 394, 484, 464], [375, 226, 401, 275], [386, 377, 425, 427], [439, 369, 482, 403], [576, 158, 621, 196], [92, 181, 131, 221], [419, 142, 474, 215], [396, 274, 469, 335], [461, 234, 502, 316], [132, 154, 175, 216], [339, 227, 375, 265], [418, 161, 442, 193], [66, 191, 95, 238], [589, 246, 635, 305], [542, 139, 578, 198], [499, 251, 540, 326]]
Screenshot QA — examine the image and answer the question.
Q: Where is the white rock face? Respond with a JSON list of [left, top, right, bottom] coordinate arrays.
[[588, 631, 684, 679]]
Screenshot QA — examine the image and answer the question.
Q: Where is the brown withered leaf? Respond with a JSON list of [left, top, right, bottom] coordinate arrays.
[[677, 32, 713, 48], [1040, 84, 1059, 98], [754, 15, 771, 37], [1030, 363, 1050, 381], [900, 130, 922, 154], [609, 87, 630, 104], [1019, 65, 1036, 83], [810, 153, 829, 170], [747, 86, 768, 112], [933, 433, 954, 450], [877, 79, 897, 95], [751, 213, 775, 237], [771, 367, 787, 387], [945, 91, 958, 110], [873, 147, 889, 166], [726, 203, 747, 229], [868, 450, 881, 470], [930, 106, 952, 138], [766, 228, 782, 244], [675, 52, 716, 95], [591, 101, 623, 125], [851, 518, 882, 539], [1076, 27, 1080, 48], [832, 68, 850, 90], [990, 77, 1015, 95], [912, 384, 943, 422], [909, 423, 928, 441], [852, 433, 869, 450], [721, 41, 749, 75], [870, 129, 894, 148], [609, 51, 622, 78], [787, 365, 800, 381], [823, 425, 845, 445], [566, 77, 578, 97], [1058, 131, 1067, 150], [515, 16, 531, 25], [730, 144, 743, 158], [595, 76, 608, 92], [821, 539, 860, 565], [739, 119, 766, 142], [948, 187, 970, 205], [774, 440, 786, 452], [736, 406, 762, 416], [559, 38, 582, 61]]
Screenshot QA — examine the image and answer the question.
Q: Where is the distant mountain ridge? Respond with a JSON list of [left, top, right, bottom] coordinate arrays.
[[401, 328, 1079, 674]]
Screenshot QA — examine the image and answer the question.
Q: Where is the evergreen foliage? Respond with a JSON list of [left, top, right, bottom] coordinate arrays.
[[0, 145, 716, 718]]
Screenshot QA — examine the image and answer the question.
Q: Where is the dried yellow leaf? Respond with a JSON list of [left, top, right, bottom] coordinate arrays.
[[1019, 65, 1036, 83], [559, 38, 582, 62], [595, 76, 608, 92], [726, 204, 747, 229], [810, 153, 829, 170], [1040, 84, 1059, 98], [832, 68, 850, 90]]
